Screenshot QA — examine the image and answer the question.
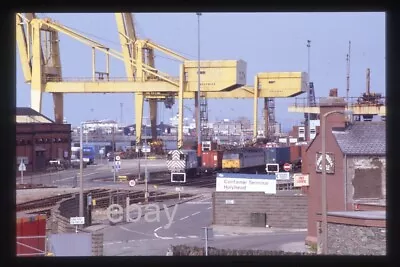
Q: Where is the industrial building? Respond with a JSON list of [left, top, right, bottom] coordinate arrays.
[[16, 107, 72, 174], [302, 98, 386, 246]]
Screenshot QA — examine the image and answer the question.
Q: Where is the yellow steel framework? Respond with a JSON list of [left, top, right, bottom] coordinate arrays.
[[16, 13, 308, 148]]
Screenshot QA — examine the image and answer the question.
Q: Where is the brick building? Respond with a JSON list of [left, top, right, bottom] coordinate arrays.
[[16, 107, 72, 174], [303, 98, 386, 246]]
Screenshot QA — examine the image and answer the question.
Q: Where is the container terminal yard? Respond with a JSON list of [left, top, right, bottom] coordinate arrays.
[[15, 12, 386, 256]]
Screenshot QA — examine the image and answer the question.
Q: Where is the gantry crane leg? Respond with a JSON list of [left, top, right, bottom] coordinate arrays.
[[53, 93, 64, 123], [177, 64, 185, 149], [263, 97, 269, 140], [149, 99, 158, 141], [135, 93, 144, 145], [253, 76, 259, 142], [31, 20, 44, 114]]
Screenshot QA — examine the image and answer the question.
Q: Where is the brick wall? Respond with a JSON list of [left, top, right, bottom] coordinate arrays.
[[213, 192, 308, 228], [317, 222, 386, 255]]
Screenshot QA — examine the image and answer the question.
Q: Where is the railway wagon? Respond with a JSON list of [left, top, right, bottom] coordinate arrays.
[[166, 149, 199, 177], [264, 147, 291, 170], [222, 147, 266, 173], [200, 150, 223, 174]]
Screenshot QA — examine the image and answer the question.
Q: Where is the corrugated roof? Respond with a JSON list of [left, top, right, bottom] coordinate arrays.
[[332, 121, 386, 156]]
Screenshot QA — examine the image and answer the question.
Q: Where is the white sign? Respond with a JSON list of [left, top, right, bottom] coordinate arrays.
[[225, 200, 235, 204], [17, 157, 29, 164], [142, 146, 151, 153], [275, 172, 290, 180], [18, 162, 26, 172], [129, 180, 136, 187], [293, 174, 310, 187], [115, 156, 121, 161], [216, 178, 276, 194], [278, 138, 287, 143], [99, 149, 104, 155], [289, 138, 298, 143], [70, 216, 85, 225]]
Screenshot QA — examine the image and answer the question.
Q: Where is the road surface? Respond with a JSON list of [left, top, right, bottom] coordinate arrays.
[[99, 194, 306, 256], [16, 159, 168, 188]]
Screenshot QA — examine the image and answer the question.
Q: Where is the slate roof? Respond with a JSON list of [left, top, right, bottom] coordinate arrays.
[[332, 121, 386, 156], [16, 107, 54, 123]]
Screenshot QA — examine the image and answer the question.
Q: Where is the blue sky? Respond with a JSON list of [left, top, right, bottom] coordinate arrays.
[[16, 12, 385, 131]]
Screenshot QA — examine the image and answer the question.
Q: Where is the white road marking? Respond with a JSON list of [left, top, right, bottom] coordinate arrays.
[[115, 241, 122, 244], [154, 230, 173, 240], [54, 172, 99, 182], [207, 207, 212, 210], [186, 202, 212, 205], [188, 235, 198, 238], [154, 226, 162, 232], [214, 234, 225, 237], [128, 240, 136, 243], [192, 211, 201, 216], [119, 226, 154, 237], [179, 216, 189, 221], [123, 246, 130, 249], [176, 236, 186, 239]]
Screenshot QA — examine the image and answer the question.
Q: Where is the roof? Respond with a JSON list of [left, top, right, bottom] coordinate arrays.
[[333, 121, 386, 156], [16, 107, 54, 123]]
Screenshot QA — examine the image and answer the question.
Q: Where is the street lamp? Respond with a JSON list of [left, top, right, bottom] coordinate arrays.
[[196, 12, 202, 158], [79, 122, 85, 219], [321, 109, 352, 254]]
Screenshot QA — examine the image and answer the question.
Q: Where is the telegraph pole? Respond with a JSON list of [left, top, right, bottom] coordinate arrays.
[[346, 41, 351, 104], [306, 40, 311, 140], [79, 122, 84, 219], [196, 12, 202, 159]]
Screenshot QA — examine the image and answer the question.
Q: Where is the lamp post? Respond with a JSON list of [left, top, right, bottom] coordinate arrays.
[[196, 12, 202, 158], [321, 109, 352, 254], [79, 122, 85, 219]]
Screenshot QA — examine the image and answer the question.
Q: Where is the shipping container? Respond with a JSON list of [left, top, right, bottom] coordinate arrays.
[[16, 213, 47, 256], [290, 145, 302, 162], [201, 150, 223, 173], [265, 147, 290, 165]]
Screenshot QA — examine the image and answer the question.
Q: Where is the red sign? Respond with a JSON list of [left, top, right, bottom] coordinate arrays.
[[283, 163, 291, 172]]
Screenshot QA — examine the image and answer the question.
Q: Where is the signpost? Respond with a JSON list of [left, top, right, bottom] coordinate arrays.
[[275, 172, 290, 180], [202, 227, 214, 256], [70, 216, 85, 233], [18, 162, 26, 184], [283, 163, 292, 172], [113, 156, 121, 183]]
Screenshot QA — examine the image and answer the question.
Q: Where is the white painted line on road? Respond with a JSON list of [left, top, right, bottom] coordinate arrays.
[[128, 240, 136, 243], [186, 202, 212, 205], [119, 226, 154, 237], [179, 216, 189, 221], [123, 246, 131, 249], [191, 211, 201, 216], [154, 226, 162, 232], [154, 230, 173, 240], [176, 236, 186, 239], [214, 234, 225, 237], [187, 235, 198, 239], [207, 207, 212, 210], [115, 241, 122, 244]]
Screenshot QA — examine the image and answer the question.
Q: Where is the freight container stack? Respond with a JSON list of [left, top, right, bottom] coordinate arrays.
[[16, 212, 47, 257]]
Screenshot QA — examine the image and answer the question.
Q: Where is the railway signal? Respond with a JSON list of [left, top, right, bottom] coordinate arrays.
[[283, 163, 291, 172]]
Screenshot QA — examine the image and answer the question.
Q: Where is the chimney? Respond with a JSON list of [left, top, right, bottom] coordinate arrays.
[[319, 95, 347, 130]]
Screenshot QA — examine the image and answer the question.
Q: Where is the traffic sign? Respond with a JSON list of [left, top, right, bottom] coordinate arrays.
[[283, 163, 291, 172], [129, 180, 136, 187], [18, 162, 26, 172], [115, 156, 121, 161], [142, 146, 151, 153], [70, 216, 85, 225], [276, 172, 290, 180]]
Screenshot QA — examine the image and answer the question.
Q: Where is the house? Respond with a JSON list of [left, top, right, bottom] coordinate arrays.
[[303, 97, 386, 246]]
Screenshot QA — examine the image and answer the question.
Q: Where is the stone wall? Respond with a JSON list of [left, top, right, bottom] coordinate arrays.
[[317, 222, 386, 255], [213, 191, 307, 228]]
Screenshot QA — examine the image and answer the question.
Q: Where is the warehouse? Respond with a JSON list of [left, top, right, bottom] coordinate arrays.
[[16, 107, 72, 174]]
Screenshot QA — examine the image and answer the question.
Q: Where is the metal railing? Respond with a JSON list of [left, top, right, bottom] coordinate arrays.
[[291, 96, 386, 108]]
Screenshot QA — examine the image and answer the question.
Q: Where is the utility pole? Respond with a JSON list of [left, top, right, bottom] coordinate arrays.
[[112, 126, 116, 183], [346, 41, 351, 104], [79, 122, 84, 219], [144, 117, 149, 203], [306, 40, 311, 140], [196, 12, 202, 159]]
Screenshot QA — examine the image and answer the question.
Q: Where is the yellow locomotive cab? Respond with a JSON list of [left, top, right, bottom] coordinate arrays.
[[222, 159, 240, 169]]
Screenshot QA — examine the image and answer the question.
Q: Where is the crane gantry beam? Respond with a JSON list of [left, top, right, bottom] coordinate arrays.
[[16, 13, 308, 148]]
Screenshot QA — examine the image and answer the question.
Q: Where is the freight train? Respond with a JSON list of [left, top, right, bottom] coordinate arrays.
[[222, 147, 267, 173], [166, 149, 199, 177]]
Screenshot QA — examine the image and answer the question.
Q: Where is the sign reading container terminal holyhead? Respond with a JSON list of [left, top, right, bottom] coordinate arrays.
[[215, 173, 277, 194]]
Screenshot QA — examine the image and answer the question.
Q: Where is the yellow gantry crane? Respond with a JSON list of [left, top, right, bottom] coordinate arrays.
[[16, 12, 308, 148]]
